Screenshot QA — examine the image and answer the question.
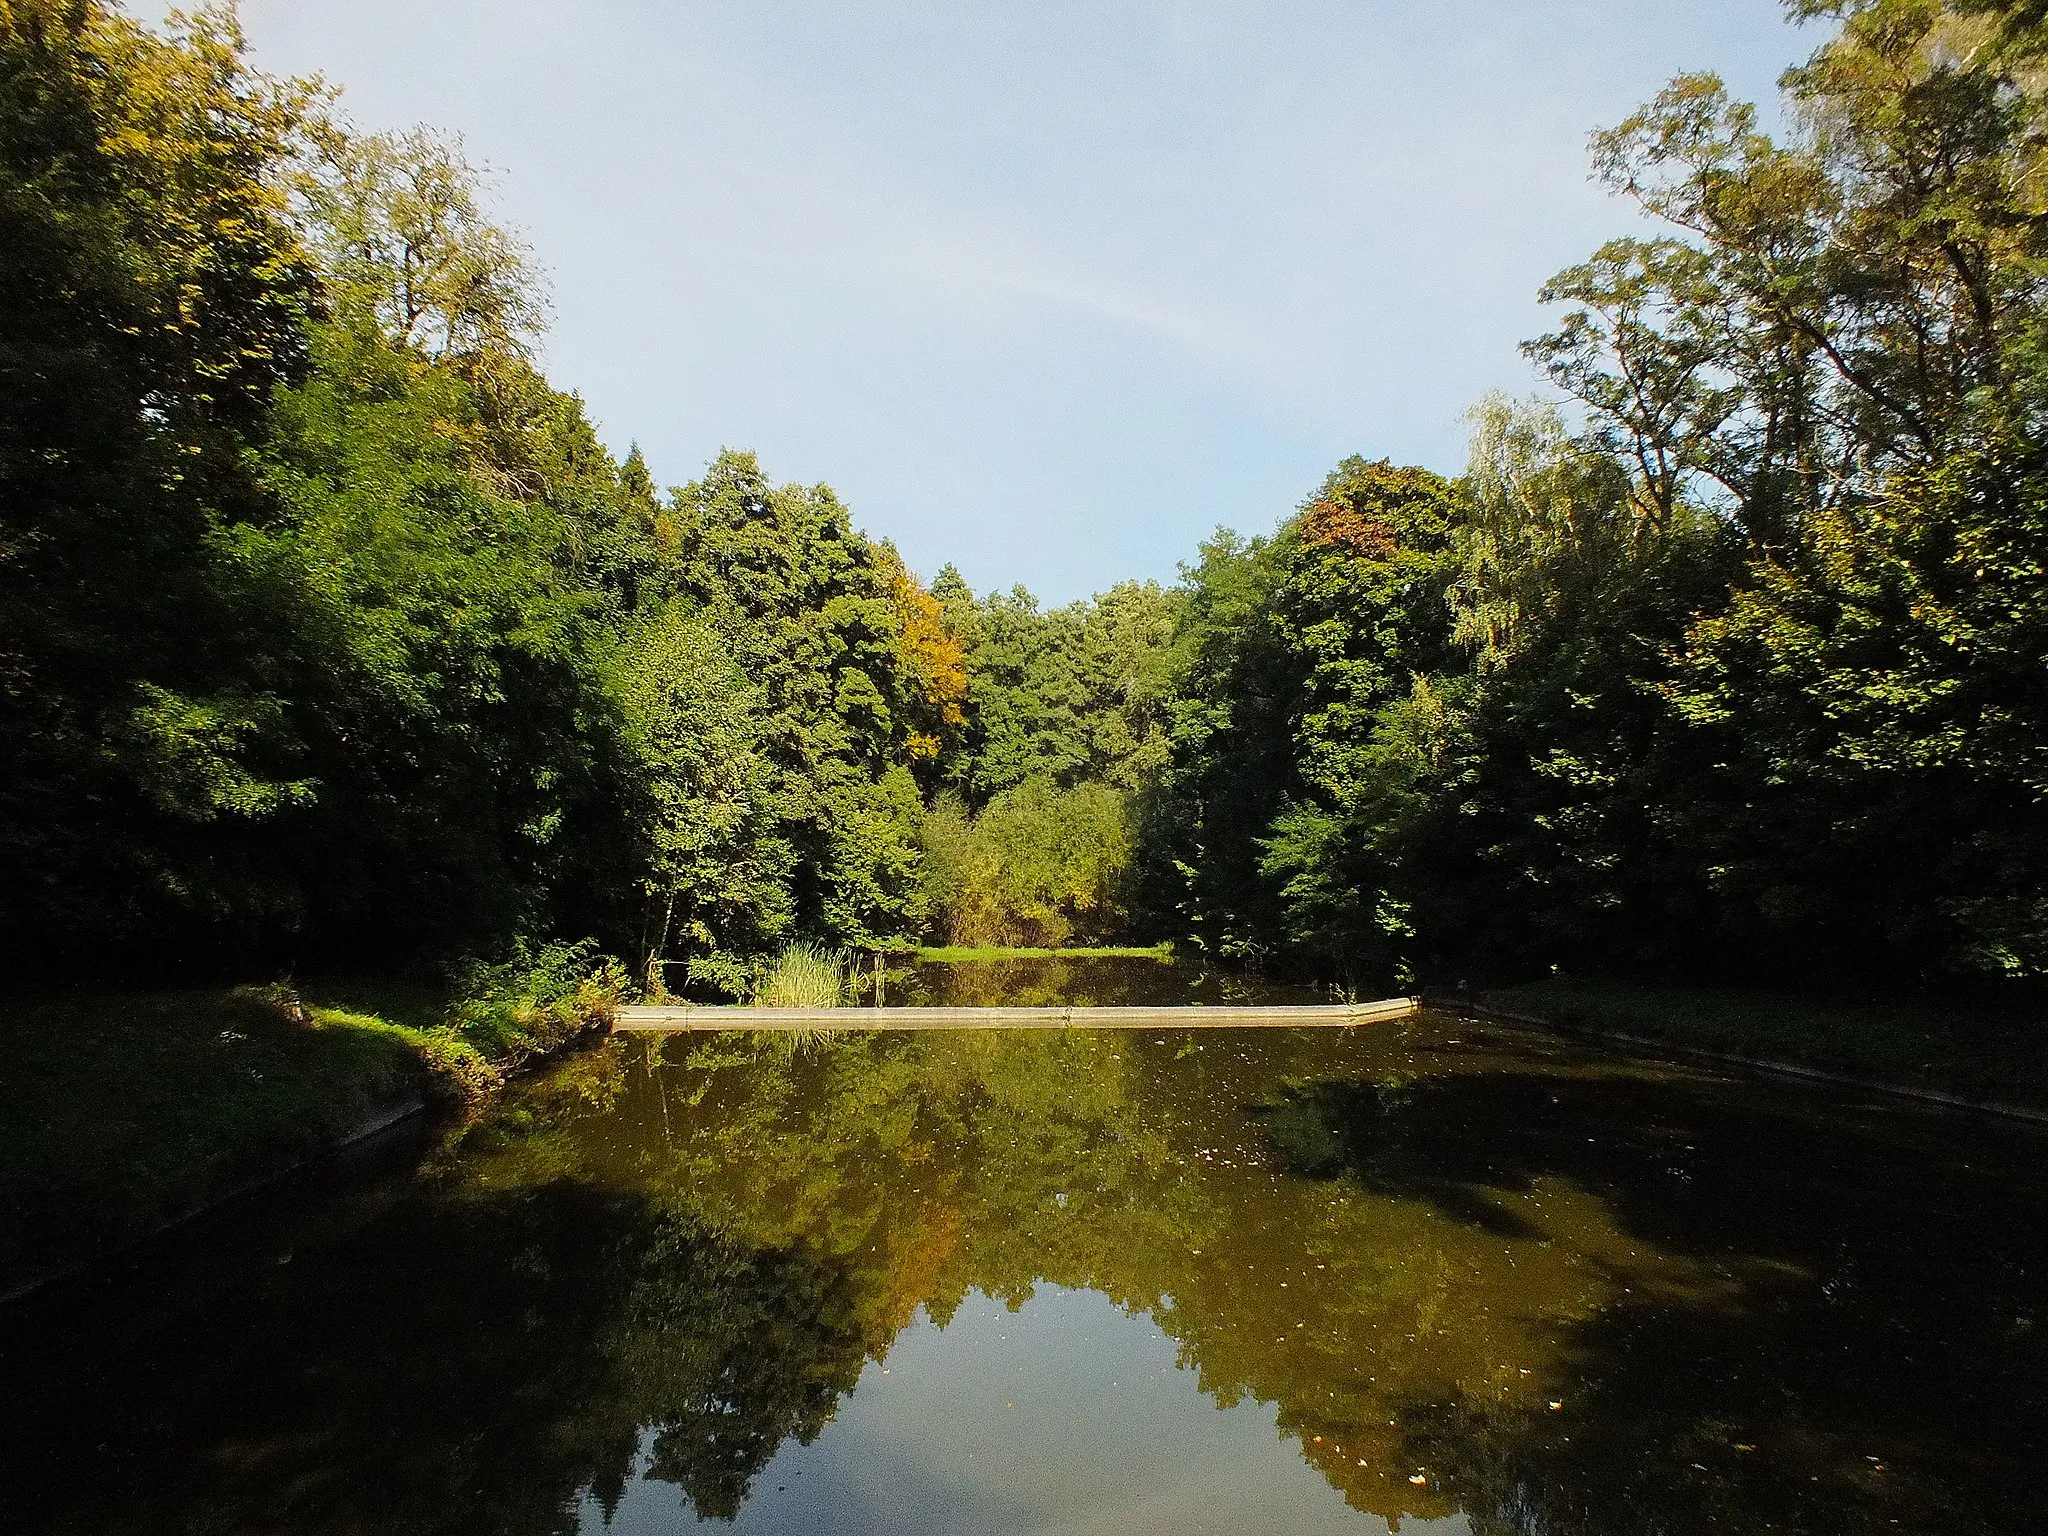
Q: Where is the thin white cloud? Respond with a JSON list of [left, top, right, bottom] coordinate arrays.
[[137, 0, 1809, 599]]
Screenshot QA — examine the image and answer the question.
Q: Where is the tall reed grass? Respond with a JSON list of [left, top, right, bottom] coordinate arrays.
[[750, 942, 847, 1008]]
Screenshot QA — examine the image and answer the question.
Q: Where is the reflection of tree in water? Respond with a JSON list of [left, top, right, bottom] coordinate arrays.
[[895, 953, 1329, 1007], [2, 1056, 885, 1533], [603, 1216, 869, 1519], [1244, 1052, 2048, 1535], [577, 1026, 2047, 1534], [8, 1021, 2044, 1535]]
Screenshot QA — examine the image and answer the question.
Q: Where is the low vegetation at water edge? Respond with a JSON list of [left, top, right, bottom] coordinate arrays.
[[750, 943, 849, 1008], [0, 943, 626, 1296]]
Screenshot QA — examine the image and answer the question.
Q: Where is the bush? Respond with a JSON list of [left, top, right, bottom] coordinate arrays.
[[442, 940, 628, 1093], [410, 1027, 503, 1110], [938, 779, 1135, 947]]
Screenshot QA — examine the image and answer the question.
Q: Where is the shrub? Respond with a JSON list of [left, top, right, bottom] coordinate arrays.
[[446, 939, 628, 1068], [941, 779, 1136, 947], [412, 1027, 503, 1110]]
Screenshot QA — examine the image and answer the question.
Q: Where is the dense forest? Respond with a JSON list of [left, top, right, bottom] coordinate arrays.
[[5, 0, 2045, 997]]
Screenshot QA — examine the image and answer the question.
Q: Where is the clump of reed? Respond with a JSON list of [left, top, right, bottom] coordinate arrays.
[[750, 942, 848, 1008]]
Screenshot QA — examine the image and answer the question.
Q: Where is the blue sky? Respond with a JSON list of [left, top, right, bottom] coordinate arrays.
[[160, 2, 1809, 600]]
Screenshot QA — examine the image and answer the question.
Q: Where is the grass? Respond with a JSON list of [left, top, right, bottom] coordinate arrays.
[[0, 952, 626, 1298], [1482, 977, 2048, 1108], [0, 980, 440, 1296], [913, 944, 1175, 963], [751, 943, 848, 1007]]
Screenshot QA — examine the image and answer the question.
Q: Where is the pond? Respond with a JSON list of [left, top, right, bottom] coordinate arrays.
[[4, 992, 2045, 1534]]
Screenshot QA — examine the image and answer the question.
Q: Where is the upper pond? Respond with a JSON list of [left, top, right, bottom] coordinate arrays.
[[5, 968, 2046, 1534]]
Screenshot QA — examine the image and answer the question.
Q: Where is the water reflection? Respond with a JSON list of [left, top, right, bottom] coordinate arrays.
[[885, 951, 1336, 1007], [3, 1014, 2044, 1535], [591, 1285, 1441, 1534]]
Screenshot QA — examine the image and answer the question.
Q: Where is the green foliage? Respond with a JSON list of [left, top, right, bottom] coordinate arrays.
[[613, 600, 792, 992], [1140, 1, 2048, 995], [0, 5, 959, 981], [446, 938, 628, 1073], [654, 452, 940, 954], [8, 0, 2048, 1009], [915, 791, 974, 929], [938, 571, 1178, 802], [1142, 462, 1467, 980], [0, 0, 320, 951], [295, 118, 544, 362], [242, 317, 635, 954], [1513, 0, 2048, 980], [927, 778, 1137, 947]]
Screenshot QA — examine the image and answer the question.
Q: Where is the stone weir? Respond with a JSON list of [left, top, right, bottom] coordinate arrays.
[[613, 996, 1420, 1031]]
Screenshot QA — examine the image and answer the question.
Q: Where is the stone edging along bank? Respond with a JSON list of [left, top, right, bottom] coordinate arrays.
[[1422, 990, 2048, 1128], [0, 1088, 430, 1308], [1, 1001, 631, 1309]]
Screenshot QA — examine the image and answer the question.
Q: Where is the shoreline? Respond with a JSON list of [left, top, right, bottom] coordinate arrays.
[[1426, 988, 2048, 1127], [0, 1087, 430, 1308], [11, 969, 2042, 1309], [0, 975, 617, 1308]]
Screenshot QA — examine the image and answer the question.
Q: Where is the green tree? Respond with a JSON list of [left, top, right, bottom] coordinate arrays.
[[1530, 0, 2048, 979], [939, 573, 1178, 804], [932, 777, 1136, 946], [612, 601, 791, 996], [662, 451, 933, 947], [1142, 461, 1465, 982], [0, 0, 320, 956]]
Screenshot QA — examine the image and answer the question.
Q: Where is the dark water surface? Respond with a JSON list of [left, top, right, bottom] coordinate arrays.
[[5, 996, 2046, 1534]]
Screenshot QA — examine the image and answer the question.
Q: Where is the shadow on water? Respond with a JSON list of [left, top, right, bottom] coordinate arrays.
[[1, 1165, 882, 1531], [2, 1011, 2043, 1535], [1249, 1031, 2048, 1532]]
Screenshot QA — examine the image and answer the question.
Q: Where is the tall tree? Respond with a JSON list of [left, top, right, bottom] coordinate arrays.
[[1531, 0, 2048, 979], [662, 452, 936, 947], [0, 0, 319, 956]]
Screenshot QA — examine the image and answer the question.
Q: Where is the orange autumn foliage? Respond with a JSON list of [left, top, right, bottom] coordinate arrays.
[[1298, 496, 1397, 561], [875, 544, 968, 739]]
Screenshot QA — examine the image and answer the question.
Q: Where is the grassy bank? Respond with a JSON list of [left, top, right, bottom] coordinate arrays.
[[913, 944, 1174, 962], [0, 953, 624, 1299], [1481, 978, 2048, 1110], [0, 983, 434, 1296]]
